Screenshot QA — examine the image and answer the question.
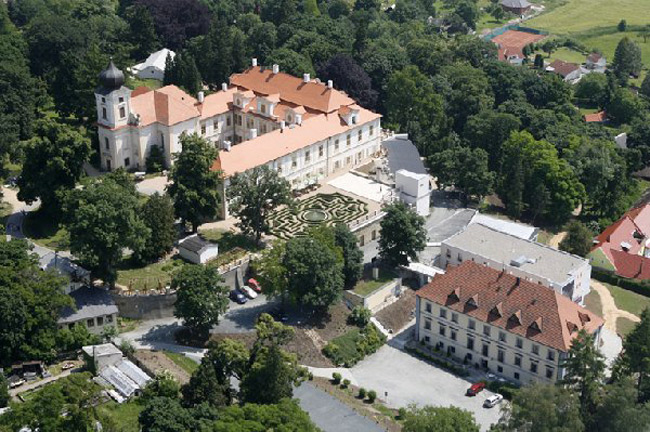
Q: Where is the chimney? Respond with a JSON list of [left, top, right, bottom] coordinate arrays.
[[250, 128, 257, 139], [303, 73, 310, 83], [197, 91, 205, 103], [221, 83, 228, 92], [296, 114, 302, 125], [280, 120, 286, 131], [327, 80, 333, 89], [252, 58, 258, 67], [272, 64, 279, 74]]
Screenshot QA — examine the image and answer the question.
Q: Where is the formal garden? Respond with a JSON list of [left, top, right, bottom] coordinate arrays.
[[268, 193, 368, 239]]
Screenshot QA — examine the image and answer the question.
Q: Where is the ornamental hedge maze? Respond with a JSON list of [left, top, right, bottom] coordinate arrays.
[[268, 193, 368, 239]]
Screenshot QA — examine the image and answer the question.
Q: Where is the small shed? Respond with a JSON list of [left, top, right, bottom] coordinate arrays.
[[178, 234, 219, 264], [131, 48, 175, 81]]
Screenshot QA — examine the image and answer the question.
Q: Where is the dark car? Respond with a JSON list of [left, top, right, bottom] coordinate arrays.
[[466, 382, 486, 396], [230, 289, 248, 304]]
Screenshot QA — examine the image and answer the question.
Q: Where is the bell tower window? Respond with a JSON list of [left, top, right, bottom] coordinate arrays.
[[102, 107, 107, 120], [119, 106, 126, 119], [105, 138, 109, 150]]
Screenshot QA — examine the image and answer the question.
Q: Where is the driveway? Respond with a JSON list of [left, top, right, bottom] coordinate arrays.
[[136, 175, 169, 196], [294, 382, 384, 432], [350, 343, 502, 431]]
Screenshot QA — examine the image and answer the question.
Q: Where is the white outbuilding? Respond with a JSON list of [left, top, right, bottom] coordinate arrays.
[[131, 48, 175, 81], [178, 234, 219, 264]]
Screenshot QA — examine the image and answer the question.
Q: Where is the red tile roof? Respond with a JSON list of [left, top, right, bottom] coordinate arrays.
[[548, 60, 580, 78], [610, 249, 650, 279], [584, 111, 607, 123], [417, 261, 603, 352], [592, 204, 650, 270], [130, 85, 199, 127]]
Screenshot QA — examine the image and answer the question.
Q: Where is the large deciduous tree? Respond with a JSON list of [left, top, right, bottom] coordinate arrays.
[[134, 0, 211, 49], [379, 201, 426, 267], [559, 221, 594, 257], [428, 146, 495, 203], [64, 171, 148, 287], [402, 405, 480, 432], [615, 308, 650, 401], [167, 133, 221, 232], [317, 54, 378, 109], [173, 265, 229, 337], [17, 119, 91, 215], [334, 224, 363, 288], [227, 165, 293, 244]]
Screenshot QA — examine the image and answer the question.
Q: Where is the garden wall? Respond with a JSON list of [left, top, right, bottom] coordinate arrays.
[[343, 279, 402, 312], [111, 291, 178, 320]]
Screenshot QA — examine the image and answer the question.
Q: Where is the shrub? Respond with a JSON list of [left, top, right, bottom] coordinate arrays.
[[592, 268, 650, 298], [358, 387, 366, 398], [486, 380, 520, 400], [342, 379, 351, 388], [349, 306, 372, 327], [404, 346, 470, 377], [332, 372, 342, 384], [367, 390, 377, 403], [146, 144, 165, 173], [398, 407, 407, 420], [322, 324, 386, 367], [308, 372, 314, 381]]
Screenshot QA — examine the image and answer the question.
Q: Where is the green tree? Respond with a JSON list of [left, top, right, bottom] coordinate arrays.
[[613, 37, 643, 80], [334, 224, 363, 288], [575, 73, 609, 107], [54, 324, 100, 352], [559, 221, 594, 257], [138, 193, 176, 263], [139, 397, 195, 432], [17, 119, 91, 215], [266, 47, 315, 77], [616, 308, 650, 401], [167, 133, 221, 232], [403, 405, 479, 432], [428, 146, 495, 202], [495, 383, 584, 432], [146, 144, 166, 172], [255, 240, 288, 299], [213, 399, 318, 431], [378, 201, 426, 267], [283, 236, 344, 310], [173, 265, 229, 337], [303, 0, 321, 16], [227, 165, 293, 244], [0, 374, 8, 408], [454, 0, 479, 30], [618, 19, 627, 32], [463, 110, 521, 172], [64, 172, 147, 287], [142, 373, 181, 401], [641, 73, 650, 98], [164, 51, 201, 95], [561, 329, 606, 419], [124, 4, 160, 60], [607, 87, 642, 124], [534, 53, 544, 68], [240, 344, 298, 404], [440, 63, 494, 132], [591, 377, 650, 432]]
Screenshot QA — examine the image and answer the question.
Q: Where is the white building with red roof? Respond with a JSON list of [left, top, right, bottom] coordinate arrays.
[[95, 59, 382, 203]]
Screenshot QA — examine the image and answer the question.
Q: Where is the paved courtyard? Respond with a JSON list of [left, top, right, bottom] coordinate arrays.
[[351, 344, 502, 431]]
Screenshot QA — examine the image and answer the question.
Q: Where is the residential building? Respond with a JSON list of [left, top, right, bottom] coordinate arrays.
[[590, 204, 650, 279], [584, 111, 608, 123], [39, 251, 90, 294], [178, 234, 219, 264], [585, 52, 607, 71], [130, 48, 175, 81], [415, 261, 603, 385], [96, 59, 382, 217], [441, 224, 591, 303], [500, 0, 532, 15], [57, 287, 119, 335], [546, 60, 583, 83]]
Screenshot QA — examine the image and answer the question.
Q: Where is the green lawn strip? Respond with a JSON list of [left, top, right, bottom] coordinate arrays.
[[116, 258, 185, 291], [604, 282, 650, 317], [95, 400, 143, 432], [22, 210, 70, 250], [584, 289, 603, 317], [125, 76, 162, 90], [198, 228, 261, 253], [352, 268, 398, 297], [616, 316, 639, 337], [163, 351, 199, 375]]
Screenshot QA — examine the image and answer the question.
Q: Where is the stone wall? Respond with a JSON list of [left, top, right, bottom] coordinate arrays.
[[111, 291, 178, 320]]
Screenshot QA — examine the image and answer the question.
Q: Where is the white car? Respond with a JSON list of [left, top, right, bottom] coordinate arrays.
[[483, 393, 504, 408], [241, 285, 258, 299]]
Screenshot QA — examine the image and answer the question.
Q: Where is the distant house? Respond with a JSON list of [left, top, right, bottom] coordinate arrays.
[[57, 286, 118, 335], [130, 48, 175, 81], [500, 0, 532, 15], [585, 52, 607, 71], [178, 234, 219, 264], [39, 252, 90, 294], [546, 60, 582, 83], [584, 111, 607, 123]]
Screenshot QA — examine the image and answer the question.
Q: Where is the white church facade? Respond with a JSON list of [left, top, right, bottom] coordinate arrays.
[[95, 59, 382, 199]]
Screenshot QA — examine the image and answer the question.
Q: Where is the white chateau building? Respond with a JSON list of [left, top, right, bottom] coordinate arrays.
[[95, 59, 382, 215]]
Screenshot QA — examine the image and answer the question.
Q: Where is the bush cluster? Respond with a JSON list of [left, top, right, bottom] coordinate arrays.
[[404, 346, 470, 377]]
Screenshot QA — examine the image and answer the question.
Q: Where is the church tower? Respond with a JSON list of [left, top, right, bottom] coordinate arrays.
[[95, 60, 131, 129]]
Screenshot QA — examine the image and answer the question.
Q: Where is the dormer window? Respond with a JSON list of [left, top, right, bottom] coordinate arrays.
[[287, 114, 293, 123], [529, 318, 543, 333], [466, 295, 478, 309], [101, 97, 106, 103], [490, 302, 503, 318], [261, 104, 266, 114], [236, 98, 241, 106], [352, 115, 357, 124], [509, 310, 522, 326]]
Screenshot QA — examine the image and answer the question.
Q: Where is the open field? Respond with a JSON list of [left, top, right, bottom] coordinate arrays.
[[96, 401, 143, 432], [605, 282, 650, 317]]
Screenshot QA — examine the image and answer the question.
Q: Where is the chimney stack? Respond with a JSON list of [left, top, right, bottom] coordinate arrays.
[[327, 80, 333, 89], [280, 120, 286, 131], [252, 58, 258, 67], [197, 91, 205, 103], [303, 73, 310, 83], [296, 114, 302, 125], [250, 128, 258, 139], [221, 83, 228, 92], [272, 64, 279, 74]]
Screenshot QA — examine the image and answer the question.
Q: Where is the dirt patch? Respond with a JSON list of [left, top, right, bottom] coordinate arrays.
[[133, 350, 191, 385], [375, 288, 416, 333]]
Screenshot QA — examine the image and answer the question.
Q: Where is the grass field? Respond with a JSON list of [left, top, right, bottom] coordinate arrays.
[[584, 289, 603, 317], [351, 268, 398, 297], [604, 282, 650, 317], [116, 257, 185, 291], [96, 401, 143, 432], [164, 351, 199, 375], [617, 317, 638, 337]]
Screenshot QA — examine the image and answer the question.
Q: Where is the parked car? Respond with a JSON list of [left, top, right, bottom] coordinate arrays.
[[61, 362, 75, 370], [8, 376, 25, 388], [483, 393, 503, 408], [466, 382, 486, 396], [230, 289, 248, 304], [248, 278, 261, 292], [23, 371, 37, 381], [241, 285, 258, 299], [42, 370, 52, 378]]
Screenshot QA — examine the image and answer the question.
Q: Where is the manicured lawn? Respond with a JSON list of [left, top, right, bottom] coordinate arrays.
[[116, 258, 185, 291], [616, 317, 639, 337], [198, 228, 260, 253], [352, 268, 398, 297], [584, 289, 603, 317], [126, 76, 162, 90], [96, 400, 143, 432], [544, 47, 590, 65], [164, 351, 199, 375], [329, 328, 362, 362], [604, 282, 650, 317], [22, 210, 70, 250], [577, 32, 650, 70]]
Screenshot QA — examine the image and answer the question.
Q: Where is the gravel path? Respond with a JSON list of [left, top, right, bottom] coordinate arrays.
[[591, 279, 640, 332]]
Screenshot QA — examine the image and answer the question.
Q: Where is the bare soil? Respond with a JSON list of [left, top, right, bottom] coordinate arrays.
[[375, 288, 416, 333], [133, 350, 191, 385]]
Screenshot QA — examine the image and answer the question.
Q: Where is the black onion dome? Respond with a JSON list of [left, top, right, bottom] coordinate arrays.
[[98, 59, 125, 90]]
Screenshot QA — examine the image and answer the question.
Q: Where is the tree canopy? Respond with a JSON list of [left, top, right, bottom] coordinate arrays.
[[379, 201, 426, 267]]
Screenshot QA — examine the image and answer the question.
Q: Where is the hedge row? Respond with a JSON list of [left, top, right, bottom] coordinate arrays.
[[486, 380, 519, 400], [404, 346, 470, 377], [592, 268, 650, 298]]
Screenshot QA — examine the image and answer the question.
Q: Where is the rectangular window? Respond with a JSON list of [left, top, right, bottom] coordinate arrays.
[[106, 315, 113, 323], [482, 343, 489, 357], [305, 150, 310, 162], [346, 156, 351, 165], [498, 349, 505, 363], [450, 329, 457, 341], [451, 313, 458, 323], [514, 354, 522, 367], [227, 116, 232, 127], [483, 325, 491, 337], [119, 106, 126, 119], [497, 365, 503, 373], [370, 125, 374, 136], [102, 107, 107, 119], [439, 325, 446, 337], [335, 160, 341, 169], [261, 104, 266, 114], [124, 157, 130, 167], [546, 367, 554, 379], [458, 253, 463, 262], [261, 124, 267, 134], [514, 372, 520, 380], [530, 362, 538, 374], [449, 346, 456, 354], [516, 338, 523, 349], [319, 145, 324, 157], [532, 344, 539, 355], [102, 97, 106, 103], [547, 350, 555, 362], [201, 125, 206, 135], [499, 332, 507, 343], [358, 129, 363, 142], [467, 337, 474, 351], [371, 230, 377, 240], [424, 319, 431, 330], [119, 97, 124, 103], [439, 308, 447, 319], [105, 138, 110, 150], [87, 319, 95, 327], [446, 249, 451, 258], [425, 302, 431, 313], [424, 336, 430, 343], [292, 157, 297, 168], [468, 319, 475, 330], [97, 317, 104, 326], [213, 120, 219, 130], [347, 134, 351, 146], [335, 139, 340, 151]]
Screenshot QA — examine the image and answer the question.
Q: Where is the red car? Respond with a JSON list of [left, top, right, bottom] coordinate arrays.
[[466, 382, 486, 396], [248, 278, 262, 292]]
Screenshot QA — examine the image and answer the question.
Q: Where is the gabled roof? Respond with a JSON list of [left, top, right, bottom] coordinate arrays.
[[132, 48, 175, 72], [584, 111, 607, 123], [587, 52, 604, 63], [611, 250, 650, 280], [58, 287, 119, 325], [547, 60, 580, 78], [500, 0, 531, 8], [198, 87, 237, 119], [130, 85, 199, 127], [229, 67, 355, 113], [417, 262, 603, 351], [179, 234, 215, 254]]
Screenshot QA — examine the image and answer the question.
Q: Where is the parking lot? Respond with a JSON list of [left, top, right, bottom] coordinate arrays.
[[351, 344, 503, 431]]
